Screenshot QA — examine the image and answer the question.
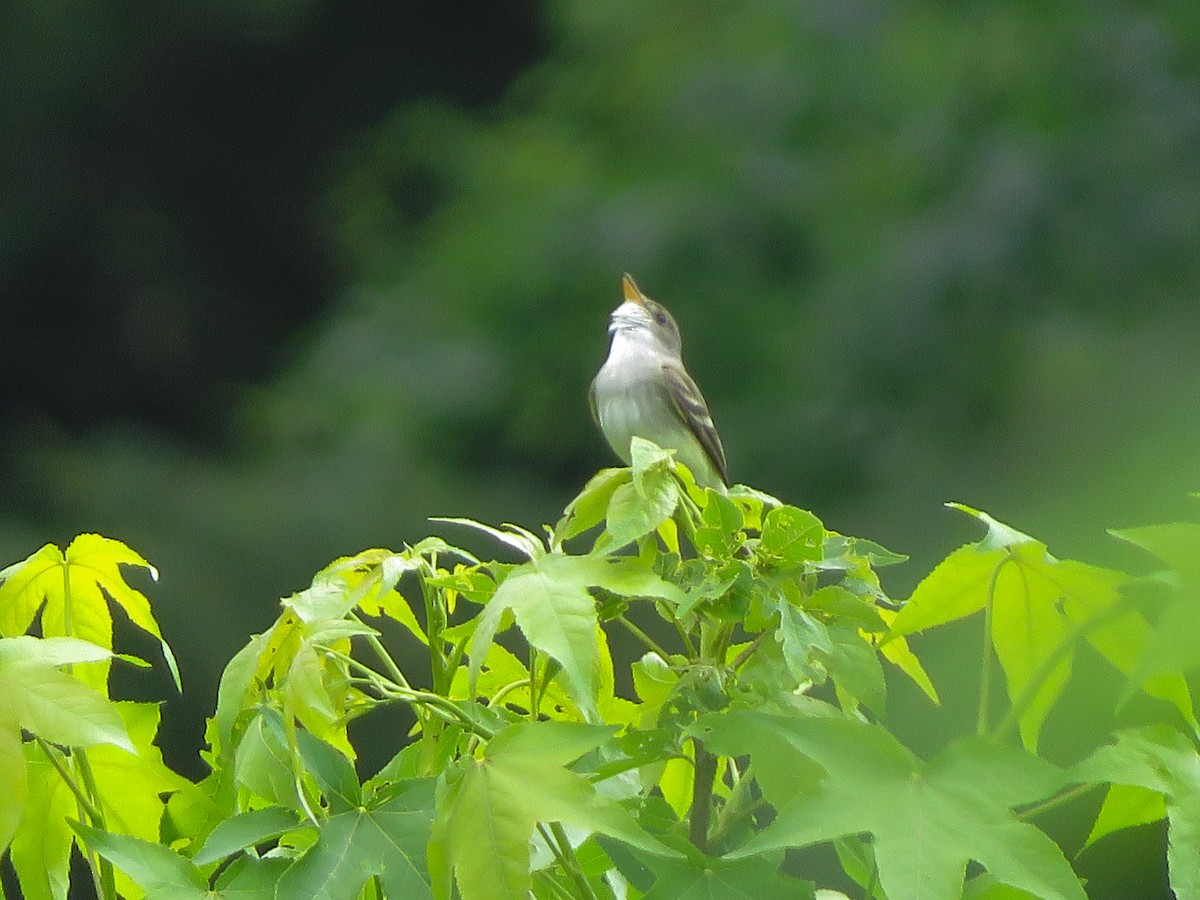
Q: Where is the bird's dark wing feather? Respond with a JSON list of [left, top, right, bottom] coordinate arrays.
[[662, 362, 729, 486], [587, 378, 600, 429]]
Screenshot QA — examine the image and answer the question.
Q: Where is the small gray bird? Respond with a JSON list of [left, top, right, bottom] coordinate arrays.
[[590, 274, 729, 489]]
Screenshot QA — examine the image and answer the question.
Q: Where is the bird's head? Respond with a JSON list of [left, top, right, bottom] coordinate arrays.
[[609, 273, 683, 356]]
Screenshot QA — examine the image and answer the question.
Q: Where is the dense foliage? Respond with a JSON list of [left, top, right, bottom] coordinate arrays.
[[2, 447, 1197, 898], [4, 1, 1199, 743]]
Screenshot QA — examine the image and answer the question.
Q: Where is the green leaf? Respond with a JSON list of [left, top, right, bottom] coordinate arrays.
[[7, 702, 196, 898], [1113, 523, 1200, 684], [555, 468, 630, 543], [889, 510, 1186, 750], [875, 608, 940, 704], [0, 722, 27, 854], [275, 778, 437, 900], [468, 555, 683, 719], [759, 507, 823, 567], [1072, 726, 1200, 897], [0, 637, 133, 753], [887, 543, 1004, 636], [823, 624, 886, 716], [213, 633, 266, 752], [636, 852, 815, 899], [72, 822, 209, 898], [696, 712, 1082, 900], [213, 855, 291, 897], [946, 503, 1040, 551], [988, 543, 1075, 751], [439, 721, 674, 900], [630, 436, 676, 485], [1112, 523, 1200, 579], [433, 517, 545, 560], [79, 703, 192, 875], [0, 536, 178, 692], [1082, 783, 1165, 850], [235, 708, 360, 813], [7, 744, 71, 899], [193, 805, 303, 865], [774, 602, 832, 686], [692, 490, 744, 558], [821, 534, 908, 570], [0, 635, 113, 668], [605, 475, 679, 551], [1056, 559, 1194, 724]]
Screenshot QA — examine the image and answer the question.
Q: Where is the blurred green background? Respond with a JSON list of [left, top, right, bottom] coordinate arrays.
[[3, 0, 1198, 894]]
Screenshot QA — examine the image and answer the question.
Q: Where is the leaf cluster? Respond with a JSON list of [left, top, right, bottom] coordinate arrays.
[[3, 450, 1200, 898]]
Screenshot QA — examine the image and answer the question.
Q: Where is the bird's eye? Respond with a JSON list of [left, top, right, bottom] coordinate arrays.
[[654, 312, 669, 326]]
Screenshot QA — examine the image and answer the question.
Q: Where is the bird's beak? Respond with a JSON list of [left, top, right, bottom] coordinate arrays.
[[621, 273, 646, 306]]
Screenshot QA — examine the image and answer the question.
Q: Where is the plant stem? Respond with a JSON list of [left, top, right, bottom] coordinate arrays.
[[418, 565, 451, 694], [1016, 782, 1101, 821], [358, 620, 410, 689], [689, 740, 717, 853], [616, 615, 672, 660], [35, 739, 102, 821], [976, 555, 1008, 737], [533, 870, 577, 900], [672, 616, 699, 657], [327, 649, 495, 738], [731, 631, 768, 670], [706, 760, 766, 849], [74, 751, 118, 899], [538, 822, 599, 900]]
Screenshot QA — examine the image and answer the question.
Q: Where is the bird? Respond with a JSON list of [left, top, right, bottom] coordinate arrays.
[[590, 273, 729, 490]]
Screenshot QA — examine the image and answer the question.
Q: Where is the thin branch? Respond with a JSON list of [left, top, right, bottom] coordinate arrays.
[[616, 615, 672, 661], [689, 741, 717, 854], [976, 555, 1009, 737], [1016, 782, 1101, 822], [731, 631, 769, 670]]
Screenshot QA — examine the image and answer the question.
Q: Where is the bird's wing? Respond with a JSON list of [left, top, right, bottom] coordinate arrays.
[[587, 378, 600, 429], [661, 361, 730, 486]]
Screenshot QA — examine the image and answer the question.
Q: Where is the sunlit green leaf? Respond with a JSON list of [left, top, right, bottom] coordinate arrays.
[[875, 608, 940, 704], [887, 543, 1003, 636], [7, 743, 71, 899], [0, 536, 177, 692], [0, 637, 132, 752], [1113, 523, 1200, 683], [823, 624, 886, 716], [889, 509, 1184, 750], [0, 721, 27, 854], [11, 703, 192, 899], [433, 518, 545, 560]]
